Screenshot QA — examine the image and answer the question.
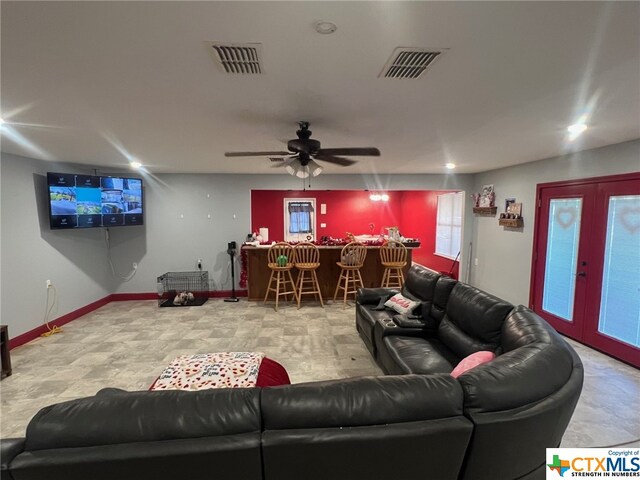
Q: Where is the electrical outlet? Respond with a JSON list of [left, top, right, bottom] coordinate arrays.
[[132, 263, 138, 269], [46, 279, 52, 288]]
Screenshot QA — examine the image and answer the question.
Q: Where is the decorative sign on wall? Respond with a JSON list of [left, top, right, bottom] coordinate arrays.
[[472, 185, 497, 215], [479, 184, 495, 208], [499, 198, 524, 228]]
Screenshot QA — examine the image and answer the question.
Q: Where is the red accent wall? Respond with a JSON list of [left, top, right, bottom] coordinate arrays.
[[251, 190, 459, 278], [398, 191, 460, 279]]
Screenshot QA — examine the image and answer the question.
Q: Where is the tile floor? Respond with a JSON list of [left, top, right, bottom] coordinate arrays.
[[1, 299, 638, 448]]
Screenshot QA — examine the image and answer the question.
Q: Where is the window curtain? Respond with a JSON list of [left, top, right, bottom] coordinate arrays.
[[288, 202, 314, 234]]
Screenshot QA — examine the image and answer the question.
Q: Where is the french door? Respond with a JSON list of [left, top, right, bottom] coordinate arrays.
[[531, 173, 640, 367]]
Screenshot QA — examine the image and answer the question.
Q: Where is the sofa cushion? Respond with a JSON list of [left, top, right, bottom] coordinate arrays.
[[438, 283, 514, 358], [402, 265, 440, 302], [383, 336, 458, 375], [450, 351, 496, 378], [429, 276, 457, 323]]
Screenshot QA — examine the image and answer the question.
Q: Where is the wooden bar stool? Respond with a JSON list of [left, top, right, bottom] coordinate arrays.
[[333, 242, 367, 309], [380, 240, 408, 288], [293, 242, 324, 309], [263, 242, 298, 311]]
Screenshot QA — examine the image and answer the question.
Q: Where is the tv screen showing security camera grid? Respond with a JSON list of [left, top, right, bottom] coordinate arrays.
[[47, 172, 143, 229]]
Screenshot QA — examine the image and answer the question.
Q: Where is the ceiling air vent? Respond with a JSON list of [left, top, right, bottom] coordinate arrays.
[[210, 43, 263, 74], [379, 47, 447, 79]]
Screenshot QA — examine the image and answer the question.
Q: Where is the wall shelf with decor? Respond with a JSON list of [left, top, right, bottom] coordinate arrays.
[[498, 218, 524, 228], [473, 207, 497, 216]]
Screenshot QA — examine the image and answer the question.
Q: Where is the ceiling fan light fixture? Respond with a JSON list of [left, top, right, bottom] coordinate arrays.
[[285, 162, 297, 176], [308, 159, 323, 177], [295, 167, 310, 179], [284, 158, 310, 178]]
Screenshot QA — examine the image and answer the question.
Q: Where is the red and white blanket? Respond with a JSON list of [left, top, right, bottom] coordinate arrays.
[[150, 352, 266, 391]]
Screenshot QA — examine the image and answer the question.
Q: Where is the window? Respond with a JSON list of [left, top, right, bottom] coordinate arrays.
[[435, 191, 463, 259], [284, 198, 315, 241]]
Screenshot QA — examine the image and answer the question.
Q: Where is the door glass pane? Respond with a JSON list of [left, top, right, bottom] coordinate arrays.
[[598, 195, 640, 347], [542, 198, 582, 321]]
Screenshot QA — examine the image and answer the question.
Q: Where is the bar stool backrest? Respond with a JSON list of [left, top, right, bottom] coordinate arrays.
[[267, 242, 295, 267], [340, 242, 367, 267], [294, 242, 320, 266], [380, 240, 408, 264]]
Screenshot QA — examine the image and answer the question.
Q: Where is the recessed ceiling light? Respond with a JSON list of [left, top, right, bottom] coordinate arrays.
[[314, 20, 337, 35], [567, 123, 587, 135], [445, 163, 456, 170], [567, 118, 588, 141], [130, 161, 142, 170]]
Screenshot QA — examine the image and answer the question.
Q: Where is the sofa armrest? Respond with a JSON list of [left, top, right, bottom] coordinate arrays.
[[1, 438, 25, 472], [374, 319, 431, 344], [356, 287, 399, 305]]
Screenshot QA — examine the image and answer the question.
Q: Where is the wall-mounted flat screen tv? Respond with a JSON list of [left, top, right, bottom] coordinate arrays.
[[47, 172, 143, 229]]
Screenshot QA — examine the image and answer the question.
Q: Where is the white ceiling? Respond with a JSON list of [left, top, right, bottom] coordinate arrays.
[[1, 1, 639, 175]]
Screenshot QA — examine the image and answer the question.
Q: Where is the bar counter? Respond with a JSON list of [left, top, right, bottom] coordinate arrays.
[[243, 244, 417, 301]]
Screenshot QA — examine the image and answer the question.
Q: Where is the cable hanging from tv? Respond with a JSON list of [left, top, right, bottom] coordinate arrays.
[[104, 228, 137, 282]]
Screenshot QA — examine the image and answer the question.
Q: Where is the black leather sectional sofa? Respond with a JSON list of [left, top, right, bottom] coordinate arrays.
[[1, 264, 583, 480], [356, 264, 584, 479]]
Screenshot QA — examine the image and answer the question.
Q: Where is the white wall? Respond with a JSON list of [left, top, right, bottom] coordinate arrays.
[[0, 153, 115, 338], [0, 152, 474, 337], [469, 139, 640, 306]]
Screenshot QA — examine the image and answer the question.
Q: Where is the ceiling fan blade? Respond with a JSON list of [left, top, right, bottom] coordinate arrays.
[[270, 155, 298, 168], [224, 151, 290, 157], [315, 147, 380, 156], [313, 155, 357, 167]]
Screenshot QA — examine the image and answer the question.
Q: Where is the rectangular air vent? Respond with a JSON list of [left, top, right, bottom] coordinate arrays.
[[379, 47, 447, 79], [209, 43, 263, 74]]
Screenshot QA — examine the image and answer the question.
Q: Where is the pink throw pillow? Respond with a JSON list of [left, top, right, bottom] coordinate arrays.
[[450, 351, 496, 378]]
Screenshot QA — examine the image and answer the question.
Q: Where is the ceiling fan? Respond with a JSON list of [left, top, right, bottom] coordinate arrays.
[[224, 121, 380, 178]]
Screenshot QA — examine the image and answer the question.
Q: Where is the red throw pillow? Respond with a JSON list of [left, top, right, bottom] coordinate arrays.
[[256, 357, 291, 387], [450, 351, 496, 378]]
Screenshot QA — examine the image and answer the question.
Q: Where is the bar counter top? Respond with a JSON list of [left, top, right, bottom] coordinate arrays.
[[242, 243, 417, 301]]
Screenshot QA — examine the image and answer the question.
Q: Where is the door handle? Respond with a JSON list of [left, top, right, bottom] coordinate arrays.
[[576, 271, 586, 277]]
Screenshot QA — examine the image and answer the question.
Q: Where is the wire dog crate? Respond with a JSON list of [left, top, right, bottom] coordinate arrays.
[[157, 271, 209, 307]]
